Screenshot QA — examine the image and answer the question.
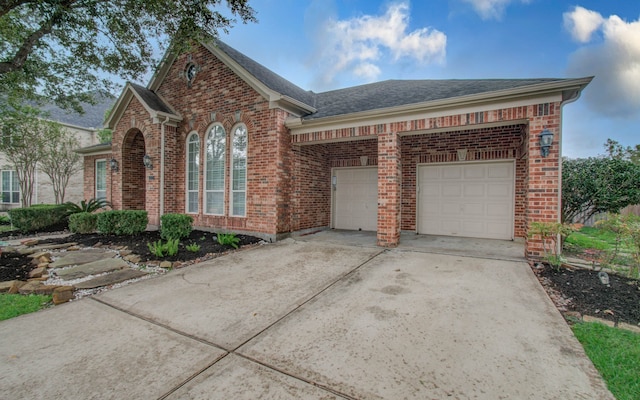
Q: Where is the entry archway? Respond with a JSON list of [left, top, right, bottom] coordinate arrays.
[[122, 129, 146, 210]]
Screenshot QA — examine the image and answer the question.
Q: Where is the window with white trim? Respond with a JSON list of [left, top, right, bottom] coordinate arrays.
[[1, 170, 19, 204], [186, 132, 200, 214], [205, 124, 225, 215], [231, 125, 247, 216], [95, 159, 107, 200]]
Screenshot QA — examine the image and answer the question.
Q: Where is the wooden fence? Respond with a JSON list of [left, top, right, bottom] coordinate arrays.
[[578, 204, 640, 226]]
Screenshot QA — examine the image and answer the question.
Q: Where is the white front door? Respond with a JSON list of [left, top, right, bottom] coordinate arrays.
[[333, 167, 378, 231], [417, 162, 514, 240]]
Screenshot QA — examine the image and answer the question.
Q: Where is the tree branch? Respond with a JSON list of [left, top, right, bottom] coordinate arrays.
[[0, 16, 55, 75]]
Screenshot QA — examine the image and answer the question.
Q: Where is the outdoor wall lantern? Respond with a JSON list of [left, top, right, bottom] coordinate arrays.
[[143, 154, 153, 169], [110, 158, 119, 172], [538, 128, 554, 157]]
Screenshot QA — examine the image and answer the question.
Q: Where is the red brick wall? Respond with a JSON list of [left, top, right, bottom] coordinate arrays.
[[122, 130, 146, 211], [151, 44, 285, 237], [377, 131, 402, 246], [82, 154, 112, 202], [290, 143, 330, 231], [525, 103, 562, 258]]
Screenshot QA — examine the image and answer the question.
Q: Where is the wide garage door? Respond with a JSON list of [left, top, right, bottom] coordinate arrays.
[[333, 167, 377, 231], [417, 162, 514, 240]]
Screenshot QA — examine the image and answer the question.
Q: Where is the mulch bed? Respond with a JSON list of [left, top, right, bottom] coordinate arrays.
[[0, 228, 262, 282], [534, 264, 640, 326]]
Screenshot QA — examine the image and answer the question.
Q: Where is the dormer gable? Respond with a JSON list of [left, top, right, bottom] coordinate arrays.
[[106, 83, 182, 130]]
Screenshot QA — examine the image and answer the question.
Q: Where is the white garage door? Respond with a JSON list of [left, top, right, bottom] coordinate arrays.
[[417, 162, 514, 240], [333, 167, 378, 231]]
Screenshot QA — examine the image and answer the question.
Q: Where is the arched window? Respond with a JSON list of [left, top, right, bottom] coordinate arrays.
[[231, 124, 247, 216], [205, 124, 225, 215], [186, 132, 200, 214]]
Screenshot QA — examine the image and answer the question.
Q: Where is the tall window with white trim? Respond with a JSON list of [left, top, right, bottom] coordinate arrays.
[[1, 170, 19, 204], [205, 125, 225, 215], [186, 132, 200, 214], [231, 125, 247, 217], [95, 159, 107, 200]]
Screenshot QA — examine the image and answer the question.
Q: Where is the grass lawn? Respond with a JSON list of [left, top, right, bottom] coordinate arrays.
[[0, 224, 14, 234], [0, 294, 52, 321], [572, 322, 640, 400], [566, 226, 621, 250]]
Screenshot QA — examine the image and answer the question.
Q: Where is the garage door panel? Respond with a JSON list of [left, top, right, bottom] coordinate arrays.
[[334, 168, 378, 232], [443, 167, 462, 179], [488, 164, 513, 178], [487, 183, 511, 197], [442, 184, 462, 197], [464, 167, 485, 179], [463, 203, 484, 216], [463, 184, 484, 197], [418, 162, 514, 240]]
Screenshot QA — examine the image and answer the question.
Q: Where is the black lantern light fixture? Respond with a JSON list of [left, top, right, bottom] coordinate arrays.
[[110, 158, 119, 172], [538, 128, 554, 157], [143, 154, 153, 169]]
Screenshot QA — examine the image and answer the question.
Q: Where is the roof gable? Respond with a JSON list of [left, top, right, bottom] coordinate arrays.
[[106, 83, 181, 129]]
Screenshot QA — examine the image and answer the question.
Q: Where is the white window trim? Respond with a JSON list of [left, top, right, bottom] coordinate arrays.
[[95, 159, 107, 200], [1, 170, 20, 204], [186, 132, 200, 214], [230, 124, 247, 217], [204, 124, 225, 216]]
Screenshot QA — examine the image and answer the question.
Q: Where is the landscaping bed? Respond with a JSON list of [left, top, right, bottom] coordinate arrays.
[[534, 263, 640, 326]]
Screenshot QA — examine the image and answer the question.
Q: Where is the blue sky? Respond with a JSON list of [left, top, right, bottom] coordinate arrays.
[[197, 0, 639, 158]]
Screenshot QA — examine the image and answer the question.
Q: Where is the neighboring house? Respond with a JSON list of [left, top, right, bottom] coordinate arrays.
[[77, 40, 591, 258], [0, 94, 114, 210]]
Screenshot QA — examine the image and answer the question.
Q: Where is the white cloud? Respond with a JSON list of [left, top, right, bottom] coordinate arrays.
[[563, 6, 604, 42], [565, 8, 640, 118], [462, 0, 530, 20], [311, 2, 446, 89]]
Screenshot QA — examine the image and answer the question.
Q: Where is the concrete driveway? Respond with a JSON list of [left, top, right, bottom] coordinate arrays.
[[0, 238, 613, 399]]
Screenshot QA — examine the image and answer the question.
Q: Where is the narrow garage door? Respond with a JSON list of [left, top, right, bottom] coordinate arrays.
[[417, 162, 514, 240], [333, 167, 378, 231]]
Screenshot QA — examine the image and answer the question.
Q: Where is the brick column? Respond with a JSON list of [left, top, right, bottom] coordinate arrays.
[[377, 131, 401, 247], [525, 111, 561, 258]]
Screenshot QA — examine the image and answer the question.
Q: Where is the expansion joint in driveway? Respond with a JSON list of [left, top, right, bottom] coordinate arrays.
[[92, 249, 386, 400]]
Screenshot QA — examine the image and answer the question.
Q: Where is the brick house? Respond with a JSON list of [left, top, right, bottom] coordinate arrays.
[[78, 40, 591, 258], [1, 93, 113, 210]]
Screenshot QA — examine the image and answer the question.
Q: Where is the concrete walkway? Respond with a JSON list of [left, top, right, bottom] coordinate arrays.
[[0, 238, 612, 399]]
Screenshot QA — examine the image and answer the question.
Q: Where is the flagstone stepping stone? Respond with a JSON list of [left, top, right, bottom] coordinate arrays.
[[49, 249, 116, 268], [74, 269, 148, 289], [56, 258, 128, 280], [18, 243, 77, 255]]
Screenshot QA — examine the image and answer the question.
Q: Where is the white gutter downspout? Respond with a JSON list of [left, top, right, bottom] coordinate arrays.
[[160, 116, 169, 220]]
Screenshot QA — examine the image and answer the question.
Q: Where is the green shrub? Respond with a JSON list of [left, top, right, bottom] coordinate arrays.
[[217, 233, 240, 249], [8, 204, 70, 233], [185, 242, 201, 252], [64, 198, 111, 214], [68, 212, 98, 234], [160, 213, 193, 240], [147, 238, 180, 257], [0, 215, 10, 225], [97, 210, 147, 235]]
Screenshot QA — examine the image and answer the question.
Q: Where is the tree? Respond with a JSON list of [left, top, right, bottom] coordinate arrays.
[[39, 130, 82, 204], [0, 1, 256, 112], [562, 156, 640, 223], [96, 105, 113, 143], [0, 105, 65, 207], [604, 138, 640, 164]]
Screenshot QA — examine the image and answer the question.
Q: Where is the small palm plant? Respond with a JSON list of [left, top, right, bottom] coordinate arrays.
[[64, 198, 111, 214]]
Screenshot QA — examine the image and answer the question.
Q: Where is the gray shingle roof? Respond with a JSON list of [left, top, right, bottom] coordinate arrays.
[[40, 92, 115, 128], [215, 40, 316, 107], [130, 83, 174, 114], [306, 79, 563, 120], [213, 42, 571, 121]]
